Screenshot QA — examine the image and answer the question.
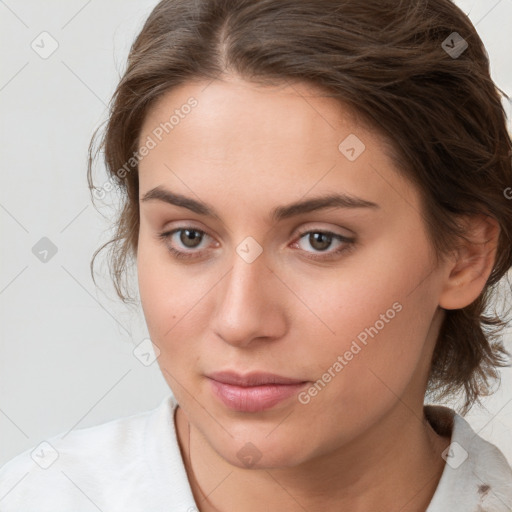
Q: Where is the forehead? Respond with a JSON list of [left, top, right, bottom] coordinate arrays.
[[141, 77, 365, 151], [137, 77, 419, 217]]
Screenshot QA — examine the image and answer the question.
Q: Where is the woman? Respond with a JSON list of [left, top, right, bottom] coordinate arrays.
[[1, 0, 511, 510]]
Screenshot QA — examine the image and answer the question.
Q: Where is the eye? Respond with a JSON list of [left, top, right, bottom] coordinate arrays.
[[292, 229, 355, 260], [157, 227, 215, 260], [156, 226, 355, 262]]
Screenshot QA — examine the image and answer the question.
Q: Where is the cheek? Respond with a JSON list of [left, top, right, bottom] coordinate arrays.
[[137, 233, 188, 355], [296, 235, 439, 411], [136, 229, 218, 373], [289, 275, 417, 394], [137, 228, 198, 331], [285, 233, 433, 344], [137, 239, 203, 400]]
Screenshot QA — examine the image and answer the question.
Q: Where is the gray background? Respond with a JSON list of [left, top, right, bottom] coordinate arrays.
[[1, 0, 511, 468]]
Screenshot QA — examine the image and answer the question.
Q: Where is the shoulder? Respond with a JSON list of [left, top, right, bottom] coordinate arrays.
[[0, 395, 181, 512], [425, 404, 512, 512]]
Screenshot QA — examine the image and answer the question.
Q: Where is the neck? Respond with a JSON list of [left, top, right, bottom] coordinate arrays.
[[175, 401, 451, 512]]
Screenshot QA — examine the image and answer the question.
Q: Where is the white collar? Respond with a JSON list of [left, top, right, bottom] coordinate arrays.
[[425, 404, 512, 511]]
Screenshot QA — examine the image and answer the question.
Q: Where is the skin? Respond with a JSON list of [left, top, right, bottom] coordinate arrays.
[[136, 76, 499, 511]]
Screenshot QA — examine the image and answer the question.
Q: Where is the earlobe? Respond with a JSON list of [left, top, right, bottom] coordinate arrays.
[[438, 215, 500, 310]]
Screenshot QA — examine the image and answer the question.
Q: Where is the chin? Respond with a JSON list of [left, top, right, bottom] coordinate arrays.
[[212, 434, 311, 471]]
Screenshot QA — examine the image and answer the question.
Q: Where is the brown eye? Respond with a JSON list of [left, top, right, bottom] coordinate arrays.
[[307, 232, 333, 252], [157, 227, 212, 261], [293, 229, 355, 261], [179, 228, 203, 248]]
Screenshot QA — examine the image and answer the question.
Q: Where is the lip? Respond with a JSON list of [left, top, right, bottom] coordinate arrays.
[[207, 370, 307, 387], [206, 371, 309, 412]]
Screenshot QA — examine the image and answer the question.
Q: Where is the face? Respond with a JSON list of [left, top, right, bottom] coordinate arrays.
[[137, 76, 449, 469]]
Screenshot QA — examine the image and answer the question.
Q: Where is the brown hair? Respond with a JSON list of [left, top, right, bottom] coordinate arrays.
[[88, 0, 512, 414]]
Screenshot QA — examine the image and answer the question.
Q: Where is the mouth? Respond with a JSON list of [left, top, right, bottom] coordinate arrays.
[[206, 370, 310, 412]]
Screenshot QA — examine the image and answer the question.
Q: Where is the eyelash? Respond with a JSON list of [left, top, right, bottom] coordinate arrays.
[[156, 226, 355, 261]]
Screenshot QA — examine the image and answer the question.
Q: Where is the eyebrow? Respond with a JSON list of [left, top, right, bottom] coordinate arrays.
[[140, 185, 379, 222]]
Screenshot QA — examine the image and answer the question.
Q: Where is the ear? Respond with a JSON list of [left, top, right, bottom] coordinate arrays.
[[439, 214, 500, 310]]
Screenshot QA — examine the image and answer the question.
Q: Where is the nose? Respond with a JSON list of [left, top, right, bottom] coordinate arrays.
[[211, 247, 288, 348]]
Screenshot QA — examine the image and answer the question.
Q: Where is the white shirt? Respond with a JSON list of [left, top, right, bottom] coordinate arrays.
[[1, 394, 511, 511]]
